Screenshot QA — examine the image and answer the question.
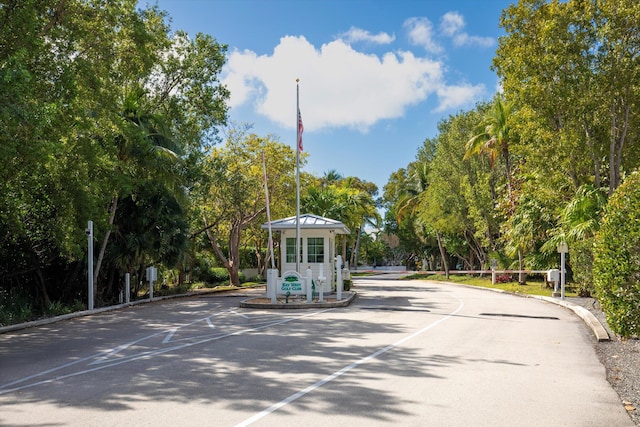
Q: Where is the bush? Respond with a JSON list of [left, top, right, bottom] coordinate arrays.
[[494, 274, 513, 284], [571, 238, 595, 297], [0, 288, 33, 326], [209, 267, 230, 283], [593, 172, 640, 337]]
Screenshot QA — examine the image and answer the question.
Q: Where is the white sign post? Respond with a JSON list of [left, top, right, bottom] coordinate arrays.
[[318, 264, 325, 303], [146, 266, 157, 301], [557, 243, 569, 300]]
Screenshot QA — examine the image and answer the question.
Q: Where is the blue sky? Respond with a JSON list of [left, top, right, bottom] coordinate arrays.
[[145, 0, 514, 195]]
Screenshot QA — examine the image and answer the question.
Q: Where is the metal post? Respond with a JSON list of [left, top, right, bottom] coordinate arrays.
[[125, 273, 130, 304], [560, 251, 566, 300], [87, 220, 94, 311], [336, 255, 343, 301]]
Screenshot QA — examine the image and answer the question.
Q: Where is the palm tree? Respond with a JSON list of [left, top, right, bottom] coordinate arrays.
[[543, 184, 607, 295], [93, 85, 184, 302], [464, 95, 516, 197], [465, 95, 524, 281]]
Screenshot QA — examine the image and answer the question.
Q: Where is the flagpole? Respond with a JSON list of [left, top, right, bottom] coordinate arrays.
[[262, 151, 275, 269], [295, 79, 301, 273]]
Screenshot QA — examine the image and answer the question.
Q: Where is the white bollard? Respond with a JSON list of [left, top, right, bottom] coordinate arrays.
[[267, 269, 278, 303], [318, 264, 325, 302], [146, 266, 157, 301]]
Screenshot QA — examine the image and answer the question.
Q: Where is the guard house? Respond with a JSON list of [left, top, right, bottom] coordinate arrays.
[[262, 214, 350, 286]]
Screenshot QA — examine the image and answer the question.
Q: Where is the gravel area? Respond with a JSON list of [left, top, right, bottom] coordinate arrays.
[[569, 297, 640, 425]]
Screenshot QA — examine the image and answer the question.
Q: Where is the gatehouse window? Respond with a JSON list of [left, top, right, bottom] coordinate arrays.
[[286, 237, 302, 263], [307, 237, 324, 263]]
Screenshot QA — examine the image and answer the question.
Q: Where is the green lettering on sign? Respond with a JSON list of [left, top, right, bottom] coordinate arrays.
[[280, 282, 303, 292]]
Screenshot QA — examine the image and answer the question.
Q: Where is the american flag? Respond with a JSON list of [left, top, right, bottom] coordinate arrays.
[[297, 109, 304, 152]]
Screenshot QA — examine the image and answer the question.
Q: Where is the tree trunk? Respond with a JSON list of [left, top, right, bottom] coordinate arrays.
[[34, 263, 51, 308], [93, 195, 118, 299], [435, 230, 449, 279]]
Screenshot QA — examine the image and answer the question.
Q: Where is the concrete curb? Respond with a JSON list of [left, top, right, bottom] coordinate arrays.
[[239, 291, 357, 309], [532, 295, 610, 342], [0, 285, 266, 335], [425, 280, 610, 342]]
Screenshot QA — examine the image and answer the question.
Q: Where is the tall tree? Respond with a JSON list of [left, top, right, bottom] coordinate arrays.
[[196, 130, 296, 286], [465, 94, 516, 198], [0, 0, 172, 308], [494, 0, 640, 196]]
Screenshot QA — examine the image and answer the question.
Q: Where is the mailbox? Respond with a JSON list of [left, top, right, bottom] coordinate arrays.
[[547, 269, 560, 282]]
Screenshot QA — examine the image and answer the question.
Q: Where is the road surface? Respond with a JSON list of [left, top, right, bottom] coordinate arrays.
[[0, 278, 632, 426]]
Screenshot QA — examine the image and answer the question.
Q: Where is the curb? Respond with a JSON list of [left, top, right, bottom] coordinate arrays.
[[0, 285, 266, 335], [532, 295, 610, 342], [239, 292, 357, 309], [426, 280, 610, 342]]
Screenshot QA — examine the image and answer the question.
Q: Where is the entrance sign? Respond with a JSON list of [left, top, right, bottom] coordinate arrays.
[[280, 272, 305, 295]]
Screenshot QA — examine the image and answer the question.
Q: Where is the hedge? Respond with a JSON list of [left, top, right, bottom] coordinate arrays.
[[593, 172, 640, 337]]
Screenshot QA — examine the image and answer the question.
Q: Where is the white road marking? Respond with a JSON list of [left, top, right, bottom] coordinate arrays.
[[234, 297, 465, 427], [0, 308, 332, 395], [162, 328, 177, 344], [229, 309, 251, 319]]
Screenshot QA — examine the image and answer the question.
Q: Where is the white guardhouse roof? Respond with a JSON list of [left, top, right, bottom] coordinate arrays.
[[262, 214, 350, 235]]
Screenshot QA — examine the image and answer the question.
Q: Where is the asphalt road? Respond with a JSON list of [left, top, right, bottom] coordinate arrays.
[[0, 278, 633, 426]]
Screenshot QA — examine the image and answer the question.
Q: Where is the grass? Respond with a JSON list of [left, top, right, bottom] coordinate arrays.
[[404, 273, 578, 298]]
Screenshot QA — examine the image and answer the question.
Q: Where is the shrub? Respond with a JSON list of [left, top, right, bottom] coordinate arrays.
[[571, 238, 595, 297], [593, 172, 640, 337], [495, 274, 512, 284], [209, 267, 230, 283], [0, 288, 33, 326]]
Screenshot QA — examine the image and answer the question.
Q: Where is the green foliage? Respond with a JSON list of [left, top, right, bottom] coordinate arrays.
[[0, 288, 33, 326], [0, 1, 228, 309], [593, 172, 640, 337], [45, 300, 86, 317], [571, 238, 595, 297], [195, 130, 296, 286], [192, 255, 245, 285]]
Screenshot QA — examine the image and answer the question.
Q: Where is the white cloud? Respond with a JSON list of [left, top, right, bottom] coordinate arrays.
[[440, 12, 465, 37], [222, 35, 485, 132], [338, 26, 395, 45], [404, 17, 443, 54], [435, 83, 486, 112], [440, 12, 494, 48]]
